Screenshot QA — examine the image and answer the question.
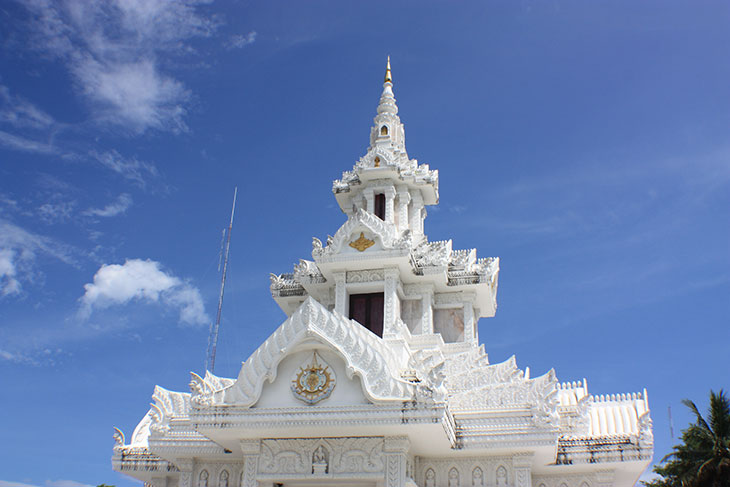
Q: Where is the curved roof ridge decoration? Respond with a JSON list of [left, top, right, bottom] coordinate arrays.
[[448, 367, 559, 417], [313, 208, 403, 259], [445, 354, 523, 394], [192, 297, 442, 408]]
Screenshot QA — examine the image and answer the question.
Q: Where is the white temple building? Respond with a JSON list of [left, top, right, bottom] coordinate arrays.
[[112, 60, 653, 487]]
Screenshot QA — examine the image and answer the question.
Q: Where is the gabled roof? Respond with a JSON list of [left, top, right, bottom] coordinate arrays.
[[192, 297, 441, 408]]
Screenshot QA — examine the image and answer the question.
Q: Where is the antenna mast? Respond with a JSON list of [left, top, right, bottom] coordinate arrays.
[[206, 187, 237, 373]]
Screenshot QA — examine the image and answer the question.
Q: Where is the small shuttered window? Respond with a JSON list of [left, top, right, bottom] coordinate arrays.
[[374, 193, 385, 220], [349, 293, 384, 337]]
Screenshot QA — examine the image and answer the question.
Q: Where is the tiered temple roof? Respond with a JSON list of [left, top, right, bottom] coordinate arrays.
[[113, 59, 652, 487]]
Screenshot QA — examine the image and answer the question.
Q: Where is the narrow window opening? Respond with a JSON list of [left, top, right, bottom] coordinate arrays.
[[374, 193, 385, 220], [380, 125, 388, 135], [349, 293, 384, 337]]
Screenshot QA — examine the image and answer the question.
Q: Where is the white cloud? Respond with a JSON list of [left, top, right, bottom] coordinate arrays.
[[227, 31, 257, 49], [0, 219, 77, 297], [38, 201, 75, 224], [0, 130, 56, 154], [83, 193, 132, 217], [20, 0, 218, 134], [0, 481, 40, 487], [0, 480, 94, 487], [75, 57, 190, 133], [45, 480, 93, 487], [0, 249, 21, 296], [90, 150, 158, 188], [0, 84, 55, 129], [79, 258, 208, 326]]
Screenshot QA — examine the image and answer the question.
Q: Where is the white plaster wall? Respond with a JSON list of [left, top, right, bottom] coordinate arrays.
[[433, 308, 464, 343], [401, 298, 423, 334], [254, 347, 371, 408]]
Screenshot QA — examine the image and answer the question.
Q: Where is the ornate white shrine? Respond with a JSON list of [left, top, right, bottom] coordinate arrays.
[[112, 59, 653, 487]]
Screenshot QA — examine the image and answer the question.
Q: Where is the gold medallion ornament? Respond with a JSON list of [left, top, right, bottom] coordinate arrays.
[[349, 232, 375, 252], [291, 352, 336, 405]]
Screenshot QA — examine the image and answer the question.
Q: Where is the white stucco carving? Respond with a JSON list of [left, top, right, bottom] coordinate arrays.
[[113, 60, 651, 487]]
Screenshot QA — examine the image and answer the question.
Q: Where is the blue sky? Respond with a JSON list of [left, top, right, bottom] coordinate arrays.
[[0, 1, 728, 485]]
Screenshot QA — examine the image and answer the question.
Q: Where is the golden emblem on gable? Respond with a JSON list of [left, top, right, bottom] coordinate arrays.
[[349, 232, 375, 252], [291, 352, 336, 405]]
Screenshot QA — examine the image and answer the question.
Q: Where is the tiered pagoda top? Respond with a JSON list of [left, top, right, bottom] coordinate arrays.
[[112, 60, 653, 487], [270, 59, 498, 347]]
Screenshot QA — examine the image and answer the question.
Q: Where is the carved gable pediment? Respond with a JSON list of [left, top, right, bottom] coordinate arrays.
[[313, 209, 409, 259], [192, 297, 419, 408]]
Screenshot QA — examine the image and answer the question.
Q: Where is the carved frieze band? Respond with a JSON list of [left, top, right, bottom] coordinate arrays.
[[258, 437, 385, 476], [346, 269, 384, 283]]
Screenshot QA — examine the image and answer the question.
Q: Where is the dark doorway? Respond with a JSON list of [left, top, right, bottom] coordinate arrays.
[[349, 292, 384, 337], [374, 193, 385, 220]]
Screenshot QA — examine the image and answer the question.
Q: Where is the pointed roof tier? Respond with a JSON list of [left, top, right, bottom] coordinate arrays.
[[113, 61, 652, 487], [333, 58, 439, 212]]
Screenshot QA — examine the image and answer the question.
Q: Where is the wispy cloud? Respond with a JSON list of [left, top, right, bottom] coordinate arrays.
[[37, 201, 76, 224], [0, 130, 56, 154], [45, 480, 93, 487], [0, 84, 55, 129], [83, 193, 132, 217], [0, 249, 21, 296], [226, 31, 257, 49], [20, 0, 218, 134], [0, 480, 40, 487], [0, 219, 78, 296], [0, 347, 67, 367], [79, 258, 208, 326], [0, 479, 94, 487], [89, 150, 158, 188]]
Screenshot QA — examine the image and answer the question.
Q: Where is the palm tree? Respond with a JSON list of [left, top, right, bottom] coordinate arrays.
[[645, 389, 730, 487]]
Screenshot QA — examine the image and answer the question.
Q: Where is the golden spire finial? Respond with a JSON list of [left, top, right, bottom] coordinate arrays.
[[384, 55, 392, 83]]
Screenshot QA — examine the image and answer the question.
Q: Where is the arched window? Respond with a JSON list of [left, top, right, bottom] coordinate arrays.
[[448, 467, 460, 487], [496, 466, 507, 486], [472, 466, 483, 487], [380, 125, 388, 135]]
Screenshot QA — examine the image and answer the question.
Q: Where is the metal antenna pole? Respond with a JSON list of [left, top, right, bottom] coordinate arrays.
[[207, 187, 237, 373]]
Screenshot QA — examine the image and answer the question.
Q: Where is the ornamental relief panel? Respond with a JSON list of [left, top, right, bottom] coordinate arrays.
[[258, 437, 385, 476], [192, 464, 241, 487], [417, 457, 515, 487], [347, 269, 384, 283], [530, 474, 595, 487]]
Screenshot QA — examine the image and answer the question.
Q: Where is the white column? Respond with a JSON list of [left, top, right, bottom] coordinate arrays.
[[473, 306, 481, 343], [365, 188, 375, 214], [396, 187, 411, 233], [462, 294, 476, 344], [149, 477, 167, 487], [334, 271, 347, 316], [383, 267, 399, 337], [384, 436, 410, 487], [176, 460, 193, 487], [512, 453, 533, 487], [410, 191, 424, 238], [384, 187, 396, 224], [240, 439, 261, 487], [421, 287, 434, 334]]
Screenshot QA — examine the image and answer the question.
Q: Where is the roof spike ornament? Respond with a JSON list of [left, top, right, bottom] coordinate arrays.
[[377, 58, 398, 117]]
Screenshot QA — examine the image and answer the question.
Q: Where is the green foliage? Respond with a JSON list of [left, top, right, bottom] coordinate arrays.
[[644, 390, 730, 487]]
